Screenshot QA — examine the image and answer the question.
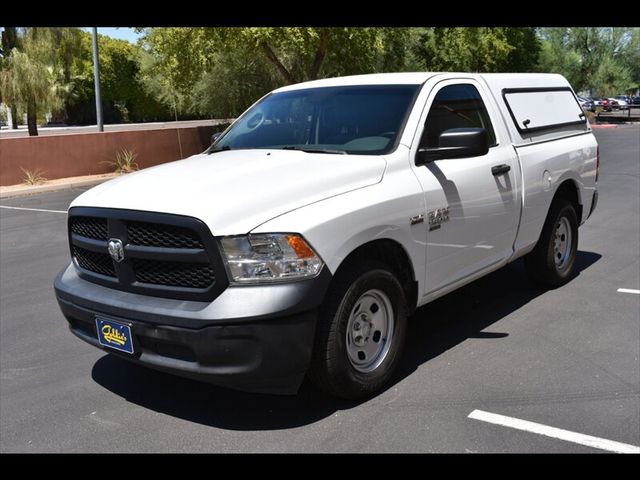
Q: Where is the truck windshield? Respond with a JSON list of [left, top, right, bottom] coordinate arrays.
[[211, 85, 420, 155]]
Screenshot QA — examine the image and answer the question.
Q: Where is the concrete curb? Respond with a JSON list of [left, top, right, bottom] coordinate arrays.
[[0, 174, 119, 200]]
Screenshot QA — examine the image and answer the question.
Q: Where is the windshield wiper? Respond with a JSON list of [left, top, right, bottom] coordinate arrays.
[[282, 146, 347, 155], [208, 145, 232, 154]]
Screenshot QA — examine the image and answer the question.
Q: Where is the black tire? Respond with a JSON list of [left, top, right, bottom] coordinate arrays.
[[524, 198, 579, 288], [308, 260, 408, 400]]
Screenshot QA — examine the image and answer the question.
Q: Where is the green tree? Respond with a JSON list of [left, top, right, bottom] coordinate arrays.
[[502, 28, 542, 72], [0, 29, 72, 135], [591, 56, 632, 96], [137, 49, 190, 120], [189, 47, 279, 118], [1, 26, 20, 128], [138, 27, 412, 117], [230, 27, 410, 84], [537, 27, 639, 95], [55, 30, 172, 125], [409, 27, 540, 73], [96, 33, 171, 122], [537, 28, 582, 89], [623, 28, 640, 92]]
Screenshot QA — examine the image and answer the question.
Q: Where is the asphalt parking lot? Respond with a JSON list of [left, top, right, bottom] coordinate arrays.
[[1, 125, 638, 453]]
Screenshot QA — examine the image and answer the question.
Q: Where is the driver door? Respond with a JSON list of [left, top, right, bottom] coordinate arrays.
[[411, 79, 520, 295]]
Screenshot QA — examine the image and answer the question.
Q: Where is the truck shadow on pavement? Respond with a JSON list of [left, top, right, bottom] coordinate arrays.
[[91, 250, 601, 431]]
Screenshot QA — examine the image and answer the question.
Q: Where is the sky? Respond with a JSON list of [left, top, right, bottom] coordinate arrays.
[[81, 27, 142, 44], [0, 27, 143, 45]]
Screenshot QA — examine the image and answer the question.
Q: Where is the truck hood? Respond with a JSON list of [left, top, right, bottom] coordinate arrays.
[[70, 149, 386, 235]]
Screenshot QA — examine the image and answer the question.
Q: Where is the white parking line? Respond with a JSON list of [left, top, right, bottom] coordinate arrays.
[[617, 288, 640, 295], [469, 409, 640, 454], [0, 205, 66, 214]]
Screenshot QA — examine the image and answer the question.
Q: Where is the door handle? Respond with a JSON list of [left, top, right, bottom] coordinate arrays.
[[491, 164, 511, 176]]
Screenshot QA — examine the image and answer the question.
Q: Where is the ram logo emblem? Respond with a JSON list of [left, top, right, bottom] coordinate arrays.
[[428, 207, 450, 231], [107, 238, 125, 263]]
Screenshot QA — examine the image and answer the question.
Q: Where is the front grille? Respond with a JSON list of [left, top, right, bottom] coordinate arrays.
[[133, 259, 214, 289], [68, 208, 228, 301], [70, 217, 108, 240], [127, 221, 204, 249], [72, 245, 116, 277]]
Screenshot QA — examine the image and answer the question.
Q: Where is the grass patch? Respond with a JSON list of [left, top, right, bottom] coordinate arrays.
[[105, 148, 139, 174], [21, 167, 47, 185]]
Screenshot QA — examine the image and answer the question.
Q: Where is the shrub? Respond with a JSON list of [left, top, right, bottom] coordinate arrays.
[[20, 167, 47, 185], [107, 148, 139, 174]]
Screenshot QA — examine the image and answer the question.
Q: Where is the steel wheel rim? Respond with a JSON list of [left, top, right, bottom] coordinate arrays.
[[345, 289, 394, 373], [553, 216, 572, 270]]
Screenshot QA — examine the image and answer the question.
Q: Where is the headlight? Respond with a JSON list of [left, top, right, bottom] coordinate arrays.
[[220, 233, 323, 283]]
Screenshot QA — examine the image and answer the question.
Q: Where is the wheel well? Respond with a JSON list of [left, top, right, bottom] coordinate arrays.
[[334, 239, 418, 313], [553, 180, 582, 221]]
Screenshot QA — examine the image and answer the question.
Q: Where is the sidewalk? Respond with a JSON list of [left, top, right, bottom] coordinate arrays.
[[0, 173, 120, 199]]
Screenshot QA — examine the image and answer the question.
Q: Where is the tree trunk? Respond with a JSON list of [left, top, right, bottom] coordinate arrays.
[[309, 29, 329, 80], [2, 26, 18, 48], [2, 28, 20, 129], [27, 97, 38, 136], [260, 42, 297, 85], [10, 105, 18, 130]]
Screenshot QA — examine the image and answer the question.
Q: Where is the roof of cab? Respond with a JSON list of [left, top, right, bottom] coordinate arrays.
[[273, 72, 572, 93], [273, 72, 436, 92]]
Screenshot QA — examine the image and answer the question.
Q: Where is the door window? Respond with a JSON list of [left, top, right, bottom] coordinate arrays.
[[420, 84, 496, 149]]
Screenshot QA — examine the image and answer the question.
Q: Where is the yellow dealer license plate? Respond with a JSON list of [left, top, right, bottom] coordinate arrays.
[[95, 317, 134, 354]]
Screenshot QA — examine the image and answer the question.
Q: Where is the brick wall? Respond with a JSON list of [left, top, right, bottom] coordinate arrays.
[[0, 125, 215, 186]]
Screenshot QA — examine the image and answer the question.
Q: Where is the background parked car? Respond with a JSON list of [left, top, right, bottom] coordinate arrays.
[[590, 97, 611, 112], [576, 96, 590, 108], [581, 99, 596, 112], [611, 97, 629, 110], [606, 98, 622, 110], [615, 95, 632, 105]]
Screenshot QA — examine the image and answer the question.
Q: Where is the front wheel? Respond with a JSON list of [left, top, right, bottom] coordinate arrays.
[[308, 261, 407, 400], [524, 199, 579, 288]]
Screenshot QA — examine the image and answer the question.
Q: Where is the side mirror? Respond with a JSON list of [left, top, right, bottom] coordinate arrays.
[[416, 128, 489, 165], [210, 132, 222, 145]]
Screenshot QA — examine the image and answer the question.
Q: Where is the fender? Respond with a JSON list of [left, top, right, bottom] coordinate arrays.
[[252, 169, 428, 301]]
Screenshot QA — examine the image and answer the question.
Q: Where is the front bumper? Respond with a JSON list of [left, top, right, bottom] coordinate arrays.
[[55, 264, 332, 394]]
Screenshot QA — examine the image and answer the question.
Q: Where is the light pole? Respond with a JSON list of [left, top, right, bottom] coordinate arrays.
[[91, 27, 103, 132]]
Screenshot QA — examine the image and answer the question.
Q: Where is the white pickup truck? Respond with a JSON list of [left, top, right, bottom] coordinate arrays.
[[54, 72, 598, 399]]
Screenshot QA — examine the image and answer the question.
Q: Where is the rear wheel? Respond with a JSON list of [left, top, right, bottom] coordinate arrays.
[[309, 261, 407, 400], [525, 199, 579, 288]]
